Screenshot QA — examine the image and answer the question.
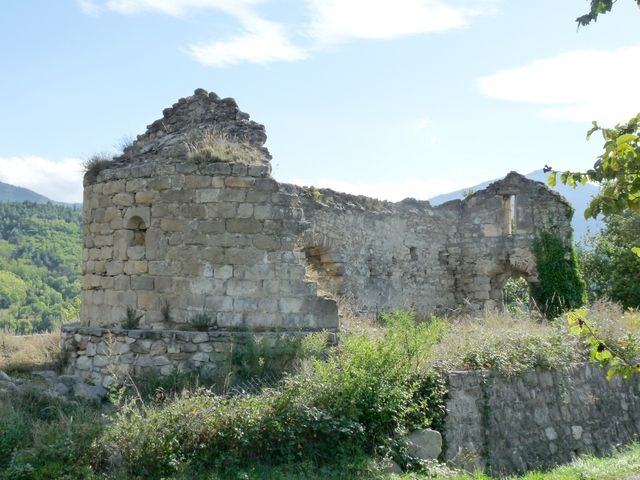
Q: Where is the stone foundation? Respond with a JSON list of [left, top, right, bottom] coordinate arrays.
[[60, 323, 319, 388]]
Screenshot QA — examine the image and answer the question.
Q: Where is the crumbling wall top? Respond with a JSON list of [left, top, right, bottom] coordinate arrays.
[[464, 171, 571, 208], [115, 88, 271, 166]]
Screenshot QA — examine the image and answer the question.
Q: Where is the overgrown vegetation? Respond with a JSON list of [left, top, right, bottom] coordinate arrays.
[[502, 277, 531, 315], [188, 311, 214, 331], [0, 388, 104, 479], [97, 311, 447, 478], [2, 307, 640, 478], [429, 311, 583, 377], [187, 131, 265, 165], [0, 331, 60, 374], [0, 202, 81, 333], [231, 332, 313, 385], [578, 212, 640, 308], [531, 231, 587, 318]]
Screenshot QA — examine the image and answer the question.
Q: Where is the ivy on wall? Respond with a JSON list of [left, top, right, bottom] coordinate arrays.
[[531, 231, 587, 318]]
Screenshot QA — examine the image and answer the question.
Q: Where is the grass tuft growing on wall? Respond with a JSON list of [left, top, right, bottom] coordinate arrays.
[[187, 131, 265, 165]]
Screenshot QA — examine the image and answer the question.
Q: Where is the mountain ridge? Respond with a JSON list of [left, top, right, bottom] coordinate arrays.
[[0, 180, 52, 203]]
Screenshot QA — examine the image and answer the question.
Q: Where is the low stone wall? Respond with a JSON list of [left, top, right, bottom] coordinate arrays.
[[444, 363, 640, 475], [60, 324, 313, 388]]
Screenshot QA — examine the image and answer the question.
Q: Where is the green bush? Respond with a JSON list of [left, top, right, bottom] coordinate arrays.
[[231, 332, 327, 385], [122, 305, 142, 329], [98, 311, 448, 477], [578, 213, 640, 308]]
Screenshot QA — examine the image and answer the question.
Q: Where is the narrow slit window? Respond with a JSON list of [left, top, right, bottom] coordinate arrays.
[[503, 195, 516, 236], [510, 195, 517, 234]]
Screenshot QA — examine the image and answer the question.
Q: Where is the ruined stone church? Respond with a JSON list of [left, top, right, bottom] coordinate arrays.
[[63, 88, 572, 383]]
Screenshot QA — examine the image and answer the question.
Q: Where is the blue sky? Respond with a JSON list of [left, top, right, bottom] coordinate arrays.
[[1, 0, 639, 203]]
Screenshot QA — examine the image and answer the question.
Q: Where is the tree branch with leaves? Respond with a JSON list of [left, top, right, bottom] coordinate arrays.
[[545, 112, 640, 220]]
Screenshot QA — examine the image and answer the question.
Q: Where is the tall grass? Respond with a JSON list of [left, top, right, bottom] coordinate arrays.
[[428, 310, 585, 376], [0, 331, 60, 374], [0, 388, 103, 479]]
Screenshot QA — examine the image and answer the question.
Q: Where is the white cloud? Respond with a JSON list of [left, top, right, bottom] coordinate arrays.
[[0, 156, 84, 204], [415, 117, 431, 132], [306, 0, 492, 46], [187, 15, 308, 67], [289, 177, 465, 202], [77, 0, 261, 16], [478, 45, 640, 124], [78, 0, 494, 67], [77, 0, 102, 15]]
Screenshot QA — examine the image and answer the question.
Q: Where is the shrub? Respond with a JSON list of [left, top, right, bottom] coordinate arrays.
[[503, 276, 531, 315], [98, 311, 448, 476], [0, 388, 103, 479], [83, 154, 113, 184], [231, 332, 316, 385]]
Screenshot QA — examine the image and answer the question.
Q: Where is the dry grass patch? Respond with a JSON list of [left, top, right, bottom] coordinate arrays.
[[0, 331, 61, 374], [582, 300, 640, 342], [428, 310, 585, 376], [187, 131, 266, 165]]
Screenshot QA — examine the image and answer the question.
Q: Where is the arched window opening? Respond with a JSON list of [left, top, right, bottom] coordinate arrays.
[[502, 276, 532, 314], [126, 216, 147, 247], [489, 270, 533, 315]]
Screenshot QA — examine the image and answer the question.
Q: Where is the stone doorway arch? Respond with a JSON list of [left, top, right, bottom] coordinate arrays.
[[489, 263, 539, 313]]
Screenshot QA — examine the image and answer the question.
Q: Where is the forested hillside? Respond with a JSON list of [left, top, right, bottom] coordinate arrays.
[[0, 202, 81, 333]]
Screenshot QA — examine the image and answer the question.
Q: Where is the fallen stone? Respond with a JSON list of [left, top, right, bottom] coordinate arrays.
[[57, 374, 84, 387], [406, 428, 442, 461], [54, 382, 71, 396], [379, 457, 402, 474], [32, 370, 58, 385], [72, 382, 107, 402]]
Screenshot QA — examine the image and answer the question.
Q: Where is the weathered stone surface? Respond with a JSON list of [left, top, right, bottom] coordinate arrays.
[[83, 90, 573, 333], [406, 429, 442, 461], [443, 364, 640, 476], [72, 382, 107, 401]]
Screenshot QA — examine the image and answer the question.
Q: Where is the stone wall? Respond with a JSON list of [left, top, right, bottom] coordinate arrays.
[[291, 172, 573, 315], [72, 88, 577, 384], [444, 363, 640, 475], [294, 186, 459, 314], [82, 89, 337, 331], [454, 173, 574, 310], [60, 323, 313, 388]]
